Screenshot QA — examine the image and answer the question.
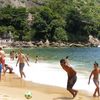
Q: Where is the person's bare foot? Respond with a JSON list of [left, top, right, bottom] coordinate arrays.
[[73, 91, 78, 98], [93, 94, 96, 97]]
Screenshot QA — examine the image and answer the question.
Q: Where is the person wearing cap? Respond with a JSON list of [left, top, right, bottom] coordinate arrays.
[[88, 62, 100, 97]]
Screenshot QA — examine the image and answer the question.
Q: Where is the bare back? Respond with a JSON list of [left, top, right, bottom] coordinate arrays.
[[62, 65, 76, 78]]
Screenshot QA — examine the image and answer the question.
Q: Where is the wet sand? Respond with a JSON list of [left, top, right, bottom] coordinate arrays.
[[0, 73, 99, 100]]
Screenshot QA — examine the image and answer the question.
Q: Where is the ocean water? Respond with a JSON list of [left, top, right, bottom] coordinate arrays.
[[5, 47, 100, 93]]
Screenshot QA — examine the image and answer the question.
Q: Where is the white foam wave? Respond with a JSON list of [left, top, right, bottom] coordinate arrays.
[[5, 57, 96, 94]]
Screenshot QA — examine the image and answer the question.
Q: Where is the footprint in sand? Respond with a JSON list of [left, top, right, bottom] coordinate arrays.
[[0, 94, 12, 100]]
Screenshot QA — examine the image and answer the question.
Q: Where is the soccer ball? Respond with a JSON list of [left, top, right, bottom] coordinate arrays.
[[25, 91, 32, 99]]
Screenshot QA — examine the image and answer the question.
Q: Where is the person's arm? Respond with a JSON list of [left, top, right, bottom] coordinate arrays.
[[99, 68, 100, 73], [16, 57, 19, 66], [88, 71, 93, 84]]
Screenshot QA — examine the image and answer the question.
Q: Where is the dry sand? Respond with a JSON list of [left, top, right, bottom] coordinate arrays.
[[0, 73, 99, 100]]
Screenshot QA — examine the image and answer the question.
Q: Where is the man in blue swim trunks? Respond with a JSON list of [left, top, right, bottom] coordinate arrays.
[[0, 57, 2, 80], [60, 59, 78, 98]]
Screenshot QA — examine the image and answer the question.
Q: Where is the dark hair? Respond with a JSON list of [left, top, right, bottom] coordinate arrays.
[[5, 64, 8, 66], [94, 61, 98, 67], [0, 47, 2, 50], [60, 59, 66, 63]]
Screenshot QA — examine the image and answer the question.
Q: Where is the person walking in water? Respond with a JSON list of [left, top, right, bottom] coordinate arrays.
[[16, 50, 29, 78], [60, 59, 78, 98], [35, 55, 38, 63], [88, 62, 100, 97]]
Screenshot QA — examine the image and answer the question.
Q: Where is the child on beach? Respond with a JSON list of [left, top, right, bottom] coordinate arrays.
[[4, 64, 13, 74], [88, 62, 100, 97], [60, 59, 78, 98]]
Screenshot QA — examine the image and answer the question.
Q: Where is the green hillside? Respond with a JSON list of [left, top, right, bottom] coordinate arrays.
[[0, 0, 100, 42]]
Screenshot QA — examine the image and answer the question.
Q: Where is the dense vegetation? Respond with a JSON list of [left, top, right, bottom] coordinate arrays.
[[0, 0, 100, 42]]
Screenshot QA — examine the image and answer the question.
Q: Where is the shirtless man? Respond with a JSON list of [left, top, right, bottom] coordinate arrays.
[[16, 50, 29, 78], [60, 59, 78, 98], [0, 47, 6, 73], [88, 62, 100, 97]]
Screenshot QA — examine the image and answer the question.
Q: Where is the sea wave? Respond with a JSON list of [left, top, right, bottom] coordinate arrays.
[[5, 57, 96, 93]]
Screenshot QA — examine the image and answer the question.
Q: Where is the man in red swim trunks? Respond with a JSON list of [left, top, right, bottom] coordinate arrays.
[[0, 47, 6, 73]]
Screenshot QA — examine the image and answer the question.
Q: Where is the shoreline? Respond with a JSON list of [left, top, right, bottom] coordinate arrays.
[[4, 57, 97, 94], [1, 40, 98, 48], [0, 73, 96, 100], [0, 50, 99, 100]]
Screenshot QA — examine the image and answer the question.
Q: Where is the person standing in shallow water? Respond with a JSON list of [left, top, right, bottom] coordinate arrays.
[[16, 50, 29, 78], [35, 55, 38, 63], [88, 62, 100, 97], [60, 59, 78, 98]]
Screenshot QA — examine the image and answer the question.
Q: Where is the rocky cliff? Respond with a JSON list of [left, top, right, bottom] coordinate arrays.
[[0, 0, 46, 8]]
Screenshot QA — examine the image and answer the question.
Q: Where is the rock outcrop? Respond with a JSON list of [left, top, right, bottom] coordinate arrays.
[[0, 0, 47, 8], [89, 35, 100, 47]]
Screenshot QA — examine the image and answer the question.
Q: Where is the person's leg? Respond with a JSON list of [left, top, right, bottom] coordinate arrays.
[[71, 75, 78, 97], [4, 68, 7, 74], [9, 68, 13, 73], [67, 79, 76, 98], [19, 63, 22, 78], [0, 73, 1, 81], [19, 63, 25, 78], [0, 64, 2, 80], [67, 88, 75, 97], [67, 88, 78, 98], [21, 63, 26, 78], [93, 80, 99, 97], [2, 59, 5, 73]]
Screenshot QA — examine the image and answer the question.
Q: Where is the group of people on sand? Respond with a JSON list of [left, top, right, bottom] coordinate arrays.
[[0, 46, 99, 97], [0, 47, 39, 80], [60, 56, 100, 98], [0, 47, 30, 80], [0, 48, 13, 78]]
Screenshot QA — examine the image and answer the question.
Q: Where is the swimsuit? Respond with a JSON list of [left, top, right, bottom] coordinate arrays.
[[67, 75, 77, 89], [1, 58, 5, 66], [19, 63, 25, 73], [0, 64, 2, 73], [93, 79, 99, 85]]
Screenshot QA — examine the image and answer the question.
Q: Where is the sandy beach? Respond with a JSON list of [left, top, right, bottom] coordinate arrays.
[[0, 72, 99, 100]]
